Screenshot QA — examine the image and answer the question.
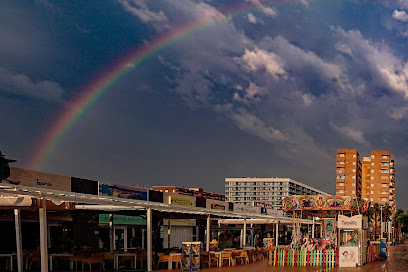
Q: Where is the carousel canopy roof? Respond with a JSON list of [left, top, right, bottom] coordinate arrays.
[[282, 195, 370, 215]]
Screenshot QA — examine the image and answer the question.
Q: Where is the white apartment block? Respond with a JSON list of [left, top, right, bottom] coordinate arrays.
[[225, 177, 330, 210]]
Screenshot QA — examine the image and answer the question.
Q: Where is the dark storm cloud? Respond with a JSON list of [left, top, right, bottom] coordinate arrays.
[[2, 0, 408, 208]]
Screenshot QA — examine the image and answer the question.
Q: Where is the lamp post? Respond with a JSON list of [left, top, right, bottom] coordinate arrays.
[[380, 205, 383, 239]]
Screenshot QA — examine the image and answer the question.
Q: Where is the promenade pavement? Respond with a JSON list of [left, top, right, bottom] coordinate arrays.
[[160, 243, 408, 272]]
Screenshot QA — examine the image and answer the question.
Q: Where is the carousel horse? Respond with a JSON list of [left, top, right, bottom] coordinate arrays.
[[316, 239, 328, 250]]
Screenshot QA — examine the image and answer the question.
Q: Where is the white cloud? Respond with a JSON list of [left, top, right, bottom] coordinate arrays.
[[247, 13, 258, 24], [330, 123, 369, 145], [220, 106, 287, 143], [390, 107, 408, 120], [270, 36, 343, 81], [246, 0, 278, 17], [0, 67, 64, 101], [233, 82, 265, 104], [335, 42, 353, 57], [119, 0, 168, 23], [333, 26, 408, 99], [392, 9, 408, 22], [239, 48, 287, 79]]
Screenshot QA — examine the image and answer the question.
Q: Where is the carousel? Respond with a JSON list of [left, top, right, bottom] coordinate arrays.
[[282, 195, 370, 267]]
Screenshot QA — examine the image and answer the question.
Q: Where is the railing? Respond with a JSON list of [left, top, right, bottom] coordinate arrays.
[[367, 243, 381, 263], [268, 248, 337, 268]]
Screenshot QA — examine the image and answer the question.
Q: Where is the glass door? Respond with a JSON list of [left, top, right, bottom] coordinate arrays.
[[114, 226, 127, 251]]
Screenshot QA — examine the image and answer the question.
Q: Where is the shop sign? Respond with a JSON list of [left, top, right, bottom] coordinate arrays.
[[234, 204, 261, 214], [210, 204, 225, 210], [338, 214, 362, 229], [253, 201, 273, 209], [170, 196, 194, 206], [170, 219, 196, 226], [99, 214, 146, 225], [265, 209, 284, 217]]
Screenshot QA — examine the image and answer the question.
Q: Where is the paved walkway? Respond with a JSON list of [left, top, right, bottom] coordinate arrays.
[[159, 243, 408, 272]]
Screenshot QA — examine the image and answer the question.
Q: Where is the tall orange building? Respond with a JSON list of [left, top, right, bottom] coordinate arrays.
[[335, 149, 362, 198], [336, 149, 396, 213]]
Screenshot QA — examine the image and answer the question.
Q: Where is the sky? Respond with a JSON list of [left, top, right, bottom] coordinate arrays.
[[1, 0, 408, 208]]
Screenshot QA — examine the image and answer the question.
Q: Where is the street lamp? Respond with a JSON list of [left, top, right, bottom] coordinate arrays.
[[380, 205, 383, 239]]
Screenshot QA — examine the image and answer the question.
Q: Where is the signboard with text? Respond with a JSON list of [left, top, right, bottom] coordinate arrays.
[[338, 214, 362, 229], [170, 196, 194, 206], [99, 214, 146, 225]]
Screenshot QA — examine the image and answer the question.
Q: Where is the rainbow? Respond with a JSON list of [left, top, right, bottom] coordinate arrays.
[[27, 1, 303, 170]]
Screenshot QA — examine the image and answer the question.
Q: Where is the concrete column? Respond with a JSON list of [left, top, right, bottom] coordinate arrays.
[[312, 217, 315, 239], [206, 215, 210, 251], [147, 208, 152, 271], [14, 209, 23, 272], [243, 219, 247, 247], [39, 198, 48, 272], [109, 214, 113, 252], [275, 222, 279, 247]]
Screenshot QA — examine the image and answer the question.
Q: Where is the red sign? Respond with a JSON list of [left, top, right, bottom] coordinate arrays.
[[211, 204, 225, 210], [253, 201, 273, 209]]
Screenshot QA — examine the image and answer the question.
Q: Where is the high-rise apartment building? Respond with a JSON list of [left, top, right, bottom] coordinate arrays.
[[361, 151, 396, 211], [336, 149, 396, 213], [335, 149, 362, 198], [225, 177, 330, 210]]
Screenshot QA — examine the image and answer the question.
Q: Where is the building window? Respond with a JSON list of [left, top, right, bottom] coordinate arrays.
[[339, 153, 345, 157], [371, 184, 374, 187], [353, 155, 356, 158], [352, 190, 355, 194], [371, 177, 374, 180], [371, 155, 375, 159], [352, 169, 356, 172], [371, 170, 374, 173], [381, 169, 389, 173], [352, 176, 355, 179], [338, 190, 344, 193], [353, 162, 356, 165]]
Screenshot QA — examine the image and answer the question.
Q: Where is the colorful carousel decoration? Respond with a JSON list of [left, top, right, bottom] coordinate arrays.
[[282, 195, 370, 252]]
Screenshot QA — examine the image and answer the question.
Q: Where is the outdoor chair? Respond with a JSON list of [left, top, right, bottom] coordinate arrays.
[[256, 247, 264, 260], [235, 250, 249, 264], [201, 252, 218, 268], [28, 251, 41, 270], [82, 252, 106, 272], [220, 252, 235, 266], [70, 251, 90, 271], [170, 254, 182, 269], [247, 249, 257, 262], [156, 253, 171, 269]]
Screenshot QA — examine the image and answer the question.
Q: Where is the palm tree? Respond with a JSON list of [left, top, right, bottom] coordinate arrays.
[[364, 205, 375, 239], [373, 203, 381, 240]]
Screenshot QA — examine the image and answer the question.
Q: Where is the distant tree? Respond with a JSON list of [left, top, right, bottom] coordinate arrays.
[[373, 203, 381, 240]]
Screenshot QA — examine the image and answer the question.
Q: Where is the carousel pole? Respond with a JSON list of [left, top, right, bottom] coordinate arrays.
[[312, 217, 315, 239]]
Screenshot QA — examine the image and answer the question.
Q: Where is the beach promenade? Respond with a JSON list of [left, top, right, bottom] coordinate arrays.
[[159, 243, 408, 272]]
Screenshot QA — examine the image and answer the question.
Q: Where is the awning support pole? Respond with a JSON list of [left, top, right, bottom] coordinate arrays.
[[39, 198, 48, 272], [14, 209, 23, 272], [275, 222, 279, 247], [312, 217, 315, 239], [147, 207, 152, 271], [243, 219, 247, 247], [206, 215, 210, 252]]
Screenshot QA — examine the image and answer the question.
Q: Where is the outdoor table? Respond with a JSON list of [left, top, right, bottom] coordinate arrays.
[[0, 253, 16, 271], [114, 252, 137, 270], [213, 251, 229, 267], [49, 253, 73, 271], [168, 252, 182, 269]]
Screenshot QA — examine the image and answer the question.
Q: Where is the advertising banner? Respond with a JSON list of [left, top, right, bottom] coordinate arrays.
[[99, 183, 148, 200], [206, 199, 226, 210], [170, 196, 194, 206], [253, 201, 274, 209], [234, 203, 261, 214]]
